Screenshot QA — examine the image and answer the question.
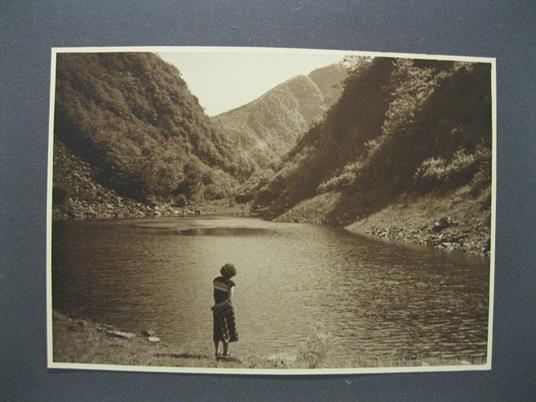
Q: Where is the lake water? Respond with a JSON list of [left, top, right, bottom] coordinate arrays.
[[52, 216, 490, 366]]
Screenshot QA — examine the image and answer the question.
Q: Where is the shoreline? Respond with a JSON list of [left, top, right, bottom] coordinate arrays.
[[345, 224, 490, 257], [53, 187, 491, 257], [273, 187, 491, 257], [51, 310, 485, 370], [343, 192, 491, 257], [52, 199, 253, 221], [52, 310, 254, 369]]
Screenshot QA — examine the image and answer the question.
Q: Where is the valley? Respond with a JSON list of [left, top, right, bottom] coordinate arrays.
[[52, 52, 492, 255]]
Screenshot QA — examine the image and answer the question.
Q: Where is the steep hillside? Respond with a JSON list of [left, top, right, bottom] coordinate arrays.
[[54, 52, 250, 211], [212, 63, 347, 170], [255, 57, 492, 254], [53, 140, 152, 219], [254, 57, 397, 216]]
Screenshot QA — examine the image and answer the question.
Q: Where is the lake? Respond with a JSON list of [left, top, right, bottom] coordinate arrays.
[[52, 216, 490, 366]]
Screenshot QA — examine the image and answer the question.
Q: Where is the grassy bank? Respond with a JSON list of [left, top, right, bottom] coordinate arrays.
[[345, 187, 491, 256], [275, 186, 491, 256], [53, 310, 263, 369], [52, 310, 485, 370]]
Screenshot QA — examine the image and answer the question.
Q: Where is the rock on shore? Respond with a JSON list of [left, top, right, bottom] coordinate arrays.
[[51, 311, 288, 369], [362, 223, 489, 255], [273, 186, 491, 256], [345, 188, 491, 256]]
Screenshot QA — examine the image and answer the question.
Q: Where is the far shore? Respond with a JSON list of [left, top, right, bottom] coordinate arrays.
[[273, 186, 491, 257], [53, 186, 491, 257], [52, 199, 253, 222]]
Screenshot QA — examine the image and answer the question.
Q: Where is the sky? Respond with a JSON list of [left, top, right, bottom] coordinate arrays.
[[159, 49, 345, 116]]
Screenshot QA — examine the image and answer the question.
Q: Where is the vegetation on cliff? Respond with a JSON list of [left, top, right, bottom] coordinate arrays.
[[254, 57, 492, 252], [53, 54, 349, 217], [255, 58, 492, 217], [54, 52, 248, 209], [52, 51, 493, 256]]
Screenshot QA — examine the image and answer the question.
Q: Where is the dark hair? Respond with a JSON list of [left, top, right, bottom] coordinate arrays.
[[220, 263, 236, 278]]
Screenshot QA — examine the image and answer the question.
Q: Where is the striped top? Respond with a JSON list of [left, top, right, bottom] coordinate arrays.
[[213, 276, 235, 304]]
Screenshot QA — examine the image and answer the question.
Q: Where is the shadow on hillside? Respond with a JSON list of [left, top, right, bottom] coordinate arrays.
[[324, 187, 396, 226]]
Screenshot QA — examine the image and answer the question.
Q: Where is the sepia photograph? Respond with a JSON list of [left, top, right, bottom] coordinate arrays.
[[47, 47, 495, 374]]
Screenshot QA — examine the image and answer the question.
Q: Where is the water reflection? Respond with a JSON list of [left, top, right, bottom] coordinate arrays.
[[52, 216, 489, 365]]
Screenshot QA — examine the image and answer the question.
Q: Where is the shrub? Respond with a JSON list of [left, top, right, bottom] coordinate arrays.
[[415, 156, 448, 186], [317, 161, 361, 193], [381, 59, 438, 139], [297, 333, 330, 369], [203, 185, 225, 201], [470, 144, 492, 195], [235, 193, 254, 204], [414, 148, 478, 191], [364, 138, 380, 155], [173, 194, 187, 207]]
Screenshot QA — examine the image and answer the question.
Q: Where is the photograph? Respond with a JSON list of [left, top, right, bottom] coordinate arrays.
[[47, 46, 495, 374]]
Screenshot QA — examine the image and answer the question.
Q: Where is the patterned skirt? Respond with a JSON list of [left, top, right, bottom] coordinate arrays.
[[213, 304, 238, 343]]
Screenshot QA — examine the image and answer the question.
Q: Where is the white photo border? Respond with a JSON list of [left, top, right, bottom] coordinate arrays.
[[46, 46, 496, 375]]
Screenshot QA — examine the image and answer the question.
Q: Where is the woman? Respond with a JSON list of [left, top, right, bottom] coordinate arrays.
[[211, 263, 238, 359]]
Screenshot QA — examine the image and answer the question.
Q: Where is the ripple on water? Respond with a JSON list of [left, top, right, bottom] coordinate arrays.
[[52, 216, 490, 365]]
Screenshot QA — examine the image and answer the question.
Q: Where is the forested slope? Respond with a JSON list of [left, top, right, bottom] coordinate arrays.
[[53, 52, 256, 217], [52, 51, 492, 247], [254, 57, 492, 252]]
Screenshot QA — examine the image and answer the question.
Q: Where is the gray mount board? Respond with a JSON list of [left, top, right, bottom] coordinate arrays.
[[1, 0, 535, 401]]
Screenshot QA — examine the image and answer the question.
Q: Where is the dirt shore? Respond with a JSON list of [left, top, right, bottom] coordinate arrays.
[[345, 187, 491, 256], [275, 186, 491, 256], [52, 310, 264, 369], [52, 310, 484, 370]]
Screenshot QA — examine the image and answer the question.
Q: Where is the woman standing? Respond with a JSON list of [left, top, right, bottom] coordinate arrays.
[[211, 263, 238, 359]]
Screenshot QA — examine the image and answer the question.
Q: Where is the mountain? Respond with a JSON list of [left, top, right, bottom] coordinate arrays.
[[211, 63, 347, 170], [53, 52, 253, 214], [254, 57, 492, 252], [53, 51, 492, 252]]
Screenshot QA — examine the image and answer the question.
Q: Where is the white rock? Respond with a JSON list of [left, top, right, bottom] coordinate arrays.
[[106, 330, 136, 339]]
